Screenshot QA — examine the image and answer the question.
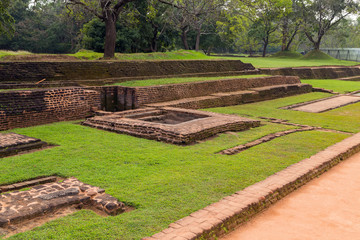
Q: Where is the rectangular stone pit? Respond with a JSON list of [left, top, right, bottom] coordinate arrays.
[[82, 107, 260, 145]]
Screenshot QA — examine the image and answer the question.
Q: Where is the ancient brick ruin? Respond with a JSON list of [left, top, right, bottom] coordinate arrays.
[[0, 133, 48, 158], [83, 107, 260, 144], [260, 66, 360, 79], [0, 177, 126, 236]]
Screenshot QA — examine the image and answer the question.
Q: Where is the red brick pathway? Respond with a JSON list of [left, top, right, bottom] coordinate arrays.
[[222, 151, 360, 240]]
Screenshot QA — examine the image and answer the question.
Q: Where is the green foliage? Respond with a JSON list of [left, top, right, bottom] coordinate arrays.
[[0, 0, 81, 53], [297, 0, 360, 49], [0, 0, 15, 37]]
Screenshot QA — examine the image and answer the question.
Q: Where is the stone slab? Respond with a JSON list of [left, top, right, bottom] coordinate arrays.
[[293, 95, 360, 113]]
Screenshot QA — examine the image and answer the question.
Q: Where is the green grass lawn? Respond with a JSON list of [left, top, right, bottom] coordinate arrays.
[[302, 79, 360, 93], [205, 92, 360, 133], [0, 50, 32, 59], [2, 91, 360, 239], [233, 57, 359, 68], [110, 75, 269, 87]]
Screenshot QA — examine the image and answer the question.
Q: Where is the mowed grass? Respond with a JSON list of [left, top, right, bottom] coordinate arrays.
[[2, 92, 360, 239], [302, 79, 360, 93], [0, 50, 32, 59], [69, 49, 213, 61], [235, 57, 359, 68], [206, 92, 360, 133], [110, 75, 269, 87]]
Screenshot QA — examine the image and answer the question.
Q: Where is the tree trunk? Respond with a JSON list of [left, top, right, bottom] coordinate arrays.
[[150, 26, 159, 52], [195, 28, 201, 51], [181, 27, 190, 50], [262, 38, 268, 57], [281, 18, 288, 51], [103, 14, 117, 59], [314, 41, 321, 50]]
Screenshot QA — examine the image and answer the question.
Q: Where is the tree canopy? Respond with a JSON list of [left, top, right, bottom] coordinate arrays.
[[1, 0, 360, 57], [0, 0, 15, 37]]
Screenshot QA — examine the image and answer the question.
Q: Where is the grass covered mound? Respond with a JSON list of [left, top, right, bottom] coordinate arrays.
[[302, 50, 335, 60], [69, 49, 212, 61], [270, 51, 303, 59]]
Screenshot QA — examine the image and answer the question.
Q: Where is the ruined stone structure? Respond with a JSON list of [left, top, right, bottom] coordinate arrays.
[[0, 60, 256, 88], [0, 88, 100, 130], [0, 177, 125, 235], [0, 75, 312, 131], [0, 133, 48, 158], [83, 107, 260, 145]]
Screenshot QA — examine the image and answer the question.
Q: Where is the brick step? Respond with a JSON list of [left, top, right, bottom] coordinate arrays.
[[146, 84, 312, 110], [338, 75, 360, 81]]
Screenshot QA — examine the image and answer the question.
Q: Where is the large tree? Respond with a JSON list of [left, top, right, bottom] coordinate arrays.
[[159, 0, 224, 51], [230, 0, 292, 57], [66, 0, 136, 58], [0, 0, 15, 37], [297, 0, 359, 50]]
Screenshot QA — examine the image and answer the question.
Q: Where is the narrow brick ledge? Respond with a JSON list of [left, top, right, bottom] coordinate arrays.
[[144, 132, 360, 240]]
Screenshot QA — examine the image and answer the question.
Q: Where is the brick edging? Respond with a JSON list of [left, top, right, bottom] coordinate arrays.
[[144, 132, 360, 240]]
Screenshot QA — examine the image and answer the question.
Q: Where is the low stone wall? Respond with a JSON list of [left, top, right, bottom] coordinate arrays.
[[119, 76, 301, 109], [260, 66, 360, 79], [0, 88, 100, 130], [0, 60, 255, 82]]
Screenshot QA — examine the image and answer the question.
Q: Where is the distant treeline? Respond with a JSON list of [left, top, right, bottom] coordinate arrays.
[[1, 0, 360, 56]]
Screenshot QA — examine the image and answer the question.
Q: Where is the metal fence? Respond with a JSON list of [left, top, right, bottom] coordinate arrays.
[[321, 48, 360, 62]]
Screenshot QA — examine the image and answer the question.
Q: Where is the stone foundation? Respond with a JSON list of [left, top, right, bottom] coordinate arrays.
[[83, 107, 260, 145], [0, 133, 48, 158], [0, 178, 125, 230]]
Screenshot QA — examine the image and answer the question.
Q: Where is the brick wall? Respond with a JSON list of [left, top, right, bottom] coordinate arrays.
[[260, 66, 360, 79], [123, 76, 300, 108], [0, 60, 255, 82], [0, 88, 100, 130]]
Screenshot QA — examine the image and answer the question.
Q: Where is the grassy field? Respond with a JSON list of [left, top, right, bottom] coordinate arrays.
[[110, 75, 269, 87], [1, 90, 360, 239], [301, 79, 360, 93]]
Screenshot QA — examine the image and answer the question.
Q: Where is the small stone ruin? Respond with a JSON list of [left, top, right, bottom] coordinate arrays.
[[83, 107, 261, 144], [0, 177, 126, 236], [0, 133, 48, 158]]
